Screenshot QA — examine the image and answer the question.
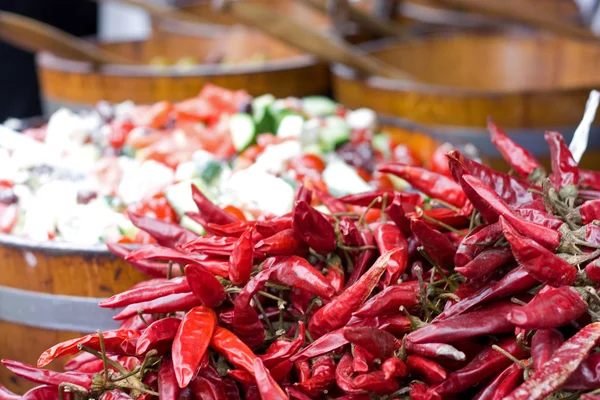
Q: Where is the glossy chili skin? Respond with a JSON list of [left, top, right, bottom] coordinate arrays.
[[158, 358, 181, 400], [580, 199, 600, 224], [185, 264, 226, 307], [373, 222, 409, 285], [507, 286, 587, 329], [20, 385, 71, 400], [565, 353, 600, 390], [407, 301, 519, 344], [473, 361, 526, 400], [381, 357, 408, 380], [294, 355, 336, 397], [314, 188, 347, 213], [108, 243, 176, 278], [254, 228, 307, 256], [260, 322, 306, 368], [505, 322, 600, 400], [136, 317, 181, 356], [190, 364, 227, 400], [99, 277, 190, 309], [353, 346, 372, 373], [172, 306, 216, 388], [405, 341, 466, 361], [128, 212, 197, 248], [352, 371, 399, 395], [586, 258, 600, 283], [454, 222, 503, 267], [346, 230, 375, 287], [581, 169, 600, 190], [487, 120, 543, 179], [428, 337, 529, 395], [1, 360, 92, 389], [410, 218, 456, 268], [191, 184, 237, 225], [385, 193, 412, 236], [114, 293, 202, 321], [292, 200, 336, 254], [343, 326, 400, 360], [255, 214, 293, 237], [545, 130, 580, 192], [531, 329, 565, 372], [339, 190, 422, 209], [181, 235, 237, 255], [378, 163, 467, 207], [353, 281, 421, 318], [253, 358, 288, 400], [37, 330, 140, 367], [100, 390, 133, 399], [210, 327, 257, 375], [229, 227, 254, 285], [454, 247, 513, 280], [308, 249, 398, 338], [406, 355, 447, 384], [500, 217, 576, 287]]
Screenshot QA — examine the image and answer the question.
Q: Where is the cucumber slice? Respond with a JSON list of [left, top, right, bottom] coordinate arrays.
[[165, 179, 212, 216], [180, 215, 205, 235], [277, 115, 304, 139], [302, 96, 338, 117], [229, 113, 257, 152], [319, 116, 350, 152]]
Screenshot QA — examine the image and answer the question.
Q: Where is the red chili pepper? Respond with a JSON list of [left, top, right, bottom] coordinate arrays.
[[580, 199, 600, 225], [373, 222, 409, 285], [255, 214, 293, 237], [286, 387, 312, 400], [462, 174, 561, 250], [158, 358, 181, 400], [181, 236, 237, 256], [191, 185, 237, 225], [405, 341, 466, 361], [254, 228, 308, 256], [406, 355, 447, 384], [531, 329, 564, 371], [385, 193, 412, 236], [114, 293, 201, 321], [326, 263, 345, 294], [586, 257, 600, 283], [229, 228, 254, 285], [253, 358, 288, 400], [500, 217, 576, 287], [454, 247, 514, 280], [0, 385, 18, 400], [128, 212, 197, 248], [515, 208, 563, 230], [346, 230, 376, 287], [1, 360, 92, 389], [100, 390, 132, 400], [135, 317, 181, 356], [545, 130, 579, 194], [295, 361, 311, 383], [172, 306, 216, 388], [185, 264, 225, 307], [339, 190, 415, 208], [37, 330, 140, 367], [189, 364, 227, 400], [454, 222, 503, 267], [353, 282, 421, 318], [260, 322, 306, 368], [352, 346, 373, 373], [343, 326, 400, 360], [430, 143, 454, 177], [487, 120, 543, 179], [211, 327, 257, 375], [292, 200, 336, 254], [308, 249, 399, 338], [381, 357, 408, 380], [409, 382, 429, 400], [378, 163, 467, 207], [352, 371, 399, 395], [314, 188, 347, 213], [100, 277, 190, 309], [408, 301, 520, 344], [20, 386, 70, 400], [63, 353, 98, 371], [429, 336, 529, 395], [473, 361, 527, 400], [580, 169, 600, 190], [335, 352, 363, 394], [410, 218, 456, 268], [108, 243, 178, 278], [206, 220, 254, 237], [565, 352, 600, 390], [293, 355, 336, 397], [506, 322, 600, 400], [447, 150, 536, 208], [507, 286, 587, 329]]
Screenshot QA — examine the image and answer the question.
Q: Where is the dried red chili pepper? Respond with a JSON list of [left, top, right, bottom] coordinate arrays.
[[381, 357, 408, 380], [343, 326, 400, 360], [385, 193, 412, 236], [314, 188, 347, 213], [255, 214, 293, 237], [581, 169, 600, 190], [100, 277, 190, 309], [586, 257, 600, 283], [265, 256, 335, 299], [326, 263, 345, 294], [406, 355, 447, 384], [253, 358, 288, 400], [114, 293, 201, 321], [454, 222, 503, 267], [580, 199, 600, 225], [292, 200, 336, 254], [454, 247, 513, 280], [410, 218, 456, 268], [487, 120, 543, 179], [352, 346, 372, 373], [181, 236, 237, 256], [515, 208, 563, 230], [260, 323, 305, 368], [353, 281, 421, 318], [135, 317, 181, 356], [508, 286, 587, 329], [185, 264, 225, 307], [229, 227, 254, 285], [500, 217, 576, 286], [428, 336, 529, 395], [205, 220, 254, 237], [190, 364, 227, 400], [473, 361, 527, 400], [531, 329, 564, 372], [172, 306, 216, 388], [20, 386, 70, 400], [108, 243, 177, 278], [408, 301, 519, 344], [373, 222, 409, 285], [505, 322, 600, 400], [0, 385, 18, 400], [308, 249, 398, 338], [286, 387, 312, 400], [191, 184, 237, 225], [128, 212, 197, 248], [346, 230, 376, 287], [565, 352, 600, 390], [99, 390, 132, 399], [38, 330, 140, 367], [352, 370, 399, 395], [294, 355, 336, 397], [211, 327, 257, 375], [462, 174, 561, 250], [158, 358, 181, 400], [254, 229, 307, 256], [545, 130, 579, 196], [295, 361, 311, 383], [335, 352, 363, 394], [405, 341, 466, 361], [340, 190, 422, 208], [1, 360, 92, 389]]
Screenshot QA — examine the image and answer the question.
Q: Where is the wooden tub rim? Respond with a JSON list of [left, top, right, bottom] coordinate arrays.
[[332, 32, 600, 97], [0, 232, 117, 256]]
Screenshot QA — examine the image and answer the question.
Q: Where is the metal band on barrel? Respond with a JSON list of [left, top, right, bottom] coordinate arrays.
[[0, 285, 120, 332]]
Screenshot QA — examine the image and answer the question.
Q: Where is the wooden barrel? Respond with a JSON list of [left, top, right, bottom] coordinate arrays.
[[332, 31, 600, 170], [37, 26, 329, 112], [0, 236, 147, 394]]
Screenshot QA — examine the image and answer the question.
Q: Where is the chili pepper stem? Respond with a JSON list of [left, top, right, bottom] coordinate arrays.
[[491, 344, 530, 371], [57, 383, 88, 400], [257, 290, 287, 304], [511, 297, 528, 306], [254, 295, 275, 335], [77, 345, 129, 376], [381, 193, 388, 223], [418, 247, 457, 291], [97, 330, 110, 384], [111, 384, 159, 396], [516, 332, 531, 352], [136, 311, 150, 328], [167, 261, 173, 280], [358, 196, 382, 227], [135, 349, 157, 381], [400, 306, 427, 330], [430, 199, 461, 213], [417, 210, 467, 236], [414, 266, 430, 321], [337, 244, 378, 252]]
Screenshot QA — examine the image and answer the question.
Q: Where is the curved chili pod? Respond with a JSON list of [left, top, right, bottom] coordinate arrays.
[[531, 329, 564, 371], [455, 247, 513, 280], [136, 317, 181, 356], [99, 277, 190, 309], [405, 341, 466, 361], [158, 358, 180, 400], [172, 306, 216, 388], [293, 355, 336, 397], [253, 358, 288, 400], [185, 264, 226, 307], [454, 222, 503, 267], [343, 327, 400, 360], [0, 384, 18, 400], [373, 222, 409, 285], [292, 200, 336, 254], [1, 360, 92, 389], [381, 357, 408, 380], [351, 371, 399, 395], [20, 385, 70, 400], [108, 243, 176, 278], [487, 120, 543, 179], [211, 327, 257, 375], [254, 229, 307, 256], [189, 364, 227, 400], [406, 355, 447, 384], [229, 227, 254, 285], [473, 361, 527, 400], [545, 130, 579, 195], [128, 212, 197, 248], [353, 282, 421, 318], [114, 293, 201, 321], [191, 184, 237, 225], [410, 219, 456, 268]]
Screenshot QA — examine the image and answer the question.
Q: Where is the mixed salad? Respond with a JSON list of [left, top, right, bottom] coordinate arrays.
[[0, 85, 426, 245]]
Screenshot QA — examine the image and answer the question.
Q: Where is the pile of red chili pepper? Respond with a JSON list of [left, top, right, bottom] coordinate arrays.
[[4, 120, 600, 400]]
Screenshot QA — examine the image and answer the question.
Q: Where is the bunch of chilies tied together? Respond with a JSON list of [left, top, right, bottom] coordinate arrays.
[[4, 122, 600, 400]]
